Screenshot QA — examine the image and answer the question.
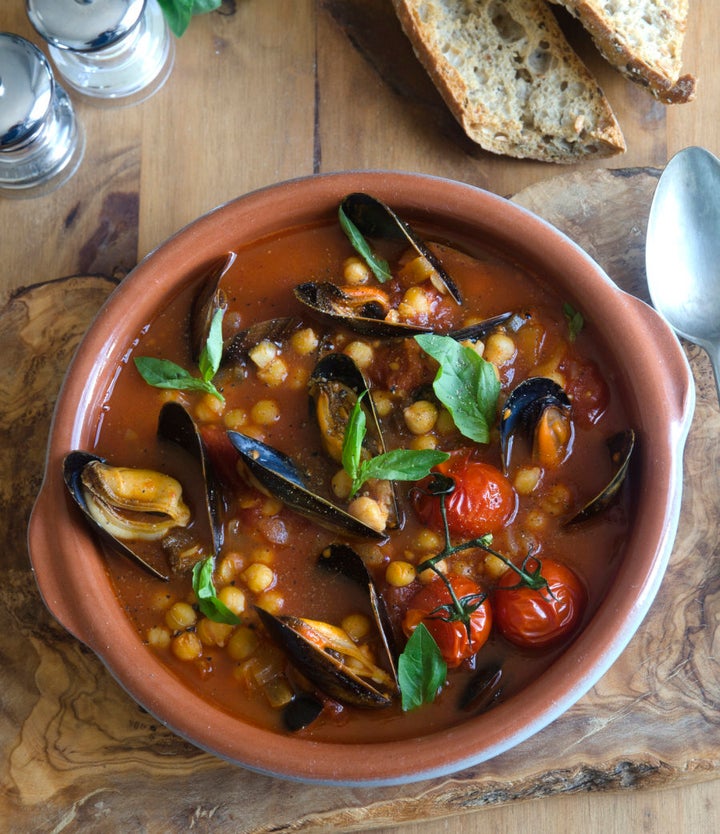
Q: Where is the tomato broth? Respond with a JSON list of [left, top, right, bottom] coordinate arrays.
[[90, 218, 633, 743]]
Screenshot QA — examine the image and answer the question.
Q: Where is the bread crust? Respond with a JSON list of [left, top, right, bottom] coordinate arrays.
[[392, 0, 625, 163], [551, 0, 696, 103]]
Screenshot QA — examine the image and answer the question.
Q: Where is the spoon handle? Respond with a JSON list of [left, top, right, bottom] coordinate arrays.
[[704, 342, 720, 406]]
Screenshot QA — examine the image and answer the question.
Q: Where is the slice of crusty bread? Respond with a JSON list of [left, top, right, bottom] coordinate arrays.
[[550, 0, 695, 103], [392, 0, 626, 163]]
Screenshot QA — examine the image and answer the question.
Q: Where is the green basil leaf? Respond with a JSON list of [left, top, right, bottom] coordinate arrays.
[[199, 307, 225, 382], [414, 333, 500, 444], [338, 205, 392, 283], [354, 449, 449, 495], [192, 557, 241, 625], [342, 395, 366, 482], [157, 0, 193, 36], [398, 623, 447, 711], [563, 302, 584, 341], [134, 356, 224, 401], [192, 0, 221, 12]]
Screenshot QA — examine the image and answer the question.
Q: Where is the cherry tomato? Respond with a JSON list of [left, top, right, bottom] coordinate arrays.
[[493, 558, 587, 649], [414, 451, 517, 538], [402, 575, 492, 668], [562, 358, 609, 426]]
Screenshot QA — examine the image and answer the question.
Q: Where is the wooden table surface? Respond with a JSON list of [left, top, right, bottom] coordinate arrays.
[[2, 2, 720, 832]]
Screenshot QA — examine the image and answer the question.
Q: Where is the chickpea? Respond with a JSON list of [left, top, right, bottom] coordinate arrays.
[[250, 546, 274, 564], [347, 496, 388, 532], [418, 560, 447, 583], [223, 408, 248, 430], [242, 563, 275, 594], [484, 554, 508, 580], [399, 285, 431, 317], [386, 560, 416, 587], [150, 590, 175, 612], [525, 509, 548, 532], [403, 400, 438, 435], [171, 631, 202, 661], [147, 625, 171, 649], [227, 626, 259, 661], [410, 434, 438, 451], [331, 468, 353, 501], [218, 585, 246, 616], [435, 408, 456, 435], [197, 617, 234, 647], [541, 483, 573, 516], [216, 551, 245, 585], [250, 400, 280, 426], [195, 395, 225, 423], [344, 340, 374, 370], [256, 589, 284, 614], [484, 333, 516, 367], [241, 424, 265, 442], [287, 366, 310, 390], [165, 601, 197, 632], [341, 613, 371, 642], [514, 466, 542, 496], [290, 327, 319, 355], [371, 390, 394, 418], [343, 256, 372, 285], [414, 528, 444, 552]]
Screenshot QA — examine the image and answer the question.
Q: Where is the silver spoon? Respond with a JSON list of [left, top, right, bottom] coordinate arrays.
[[646, 146, 720, 402]]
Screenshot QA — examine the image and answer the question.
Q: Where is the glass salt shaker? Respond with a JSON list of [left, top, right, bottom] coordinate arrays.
[[0, 33, 84, 197], [26, 0, 175, 106]]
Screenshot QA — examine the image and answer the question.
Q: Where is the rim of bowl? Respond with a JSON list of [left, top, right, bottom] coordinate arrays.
[[28, 171, 695, 786]]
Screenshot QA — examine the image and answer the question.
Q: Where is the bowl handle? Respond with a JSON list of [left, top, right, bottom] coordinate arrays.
[[27, 475, 89, 643], [624, 294, 696, 432]]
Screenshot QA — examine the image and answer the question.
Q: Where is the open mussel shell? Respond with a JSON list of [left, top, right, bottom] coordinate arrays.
[[190, 252, 236, 361], [318, 543, 399, 681], [309, 353, 404, 530], [340, 192, 462, 304], [282, 692, 324, 732], [157, 401, 225, 553], [63, 451, 170, 581], [294, 281, 434, 338], [565, 429, 636, 524], [226, 431, 387, 541], [500, 376, 572, 472], [223, 315, 304, 367], [448, 312, 514, 342], [458, 663, 503, 714], [255, 607, 395, 709]]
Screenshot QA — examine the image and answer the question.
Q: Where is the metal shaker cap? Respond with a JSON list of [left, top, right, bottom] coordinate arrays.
[[26, 0, 147, 52], [0, 33, 53, 150]]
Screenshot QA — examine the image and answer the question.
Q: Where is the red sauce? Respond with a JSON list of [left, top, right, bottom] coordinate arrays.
[[89, 219, 632, 743]]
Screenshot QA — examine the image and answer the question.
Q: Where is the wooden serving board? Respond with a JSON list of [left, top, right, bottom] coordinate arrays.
[[3, 169, 719, 833]]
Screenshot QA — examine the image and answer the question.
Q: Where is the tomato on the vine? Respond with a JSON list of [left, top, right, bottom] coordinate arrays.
[[402, 574, 492, 668], [413, 450, 517, 538], [493, 558, 586, 649]]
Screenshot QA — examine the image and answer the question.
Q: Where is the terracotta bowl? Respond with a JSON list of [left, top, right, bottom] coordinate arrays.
[[28, 172, 694, 785]]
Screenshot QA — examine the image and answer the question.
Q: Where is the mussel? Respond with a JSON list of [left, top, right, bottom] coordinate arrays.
[[64, 402, 225, 581], [500, 377, 573, 472], [256, 544, 399, 712], [226, 431, 388, 540], [309, 353, 403, 530], [565, 429, 636, 524], [458, 662, 504, 714], [294, 281, 435, 338], [222, 316, 305, 368], [64, 451, 180, 581], [339, 192, 462, 304], [190, 252, 236, 361]]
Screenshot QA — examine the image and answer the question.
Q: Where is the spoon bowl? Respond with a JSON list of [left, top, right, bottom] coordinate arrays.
[[646, 146, 720, 397]]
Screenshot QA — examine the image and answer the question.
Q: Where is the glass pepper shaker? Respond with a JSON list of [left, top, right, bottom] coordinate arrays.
[[26, 0, 175, 106], [0, 32, 85, 197]]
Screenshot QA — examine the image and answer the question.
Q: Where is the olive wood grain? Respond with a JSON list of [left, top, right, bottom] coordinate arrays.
[[3, 169, 719, 833]]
